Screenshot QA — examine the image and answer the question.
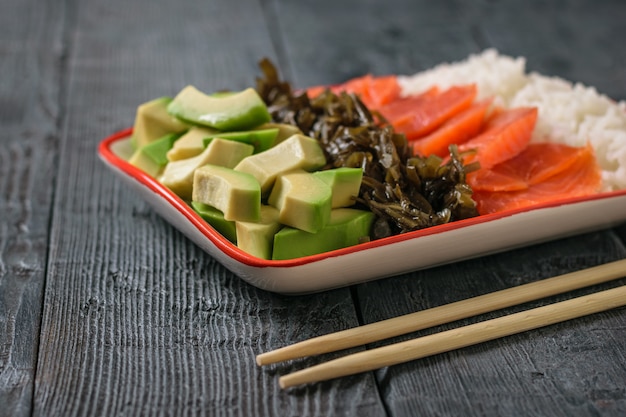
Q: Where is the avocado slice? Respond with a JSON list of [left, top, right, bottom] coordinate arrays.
[[192, 165, 261, 222], [132, 96, 188, 148], [167, 86, 270, 131], [159, 138, 254, 200], [313, 167, 363, 208], [234, 134, 326, 194], [258, 123, 302, 145], [268, 170, 332, 233], [272, 208, 375, 260], [128, 132, 181, 177], [167, 126, 219, 161], [235, 205, 281, 260], [190, 201, 237, 243], [202, 128, 279, 153]]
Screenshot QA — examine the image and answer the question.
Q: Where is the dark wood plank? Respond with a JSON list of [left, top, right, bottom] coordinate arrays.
[[274, 0, 626, 415], [0, 0, 67, 415], [31, 0, 386, 415]]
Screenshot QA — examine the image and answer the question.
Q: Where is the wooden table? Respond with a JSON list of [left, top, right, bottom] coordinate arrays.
[[2, 0, 626, 415]]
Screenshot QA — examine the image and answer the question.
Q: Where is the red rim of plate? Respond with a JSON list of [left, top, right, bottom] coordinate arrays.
[[98, 128, 626, 268]]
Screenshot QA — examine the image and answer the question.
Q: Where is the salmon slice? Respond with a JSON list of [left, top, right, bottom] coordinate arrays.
[[496, 142, 589, 185], [472, 144, 601, 214], [305, 74, 401, 109], [458, 107, 538, 170], [379, 84, 477, 140], [412, 99, 493, 157], [306, 85, 328, 98], [366, 75, 401, 107], [468, 168, 529, 192], [469, 143, 592, 192]]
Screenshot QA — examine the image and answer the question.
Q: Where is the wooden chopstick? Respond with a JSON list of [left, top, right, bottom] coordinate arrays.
[[257, 259, 626, 367], [279, 284, 626, 388]]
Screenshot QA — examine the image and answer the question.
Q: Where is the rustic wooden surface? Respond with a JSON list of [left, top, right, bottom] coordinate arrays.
[[1, 0, 625, 416]]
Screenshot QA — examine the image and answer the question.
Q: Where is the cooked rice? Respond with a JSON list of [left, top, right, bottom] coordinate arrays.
[[398, 49, 626, 191]]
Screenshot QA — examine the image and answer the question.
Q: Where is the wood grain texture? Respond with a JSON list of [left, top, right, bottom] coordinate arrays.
[[0, 0, 67, 415], [31, 0, 384, 415]]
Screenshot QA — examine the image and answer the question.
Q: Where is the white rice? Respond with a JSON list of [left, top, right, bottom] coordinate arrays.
[[398, 49, 626, 191]]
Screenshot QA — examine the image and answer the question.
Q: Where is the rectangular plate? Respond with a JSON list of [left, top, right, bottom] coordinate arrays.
[[99, 128, 626, 294]]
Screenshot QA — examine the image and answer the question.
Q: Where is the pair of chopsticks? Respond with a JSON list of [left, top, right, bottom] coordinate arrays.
[[257, 259, 626, 389]]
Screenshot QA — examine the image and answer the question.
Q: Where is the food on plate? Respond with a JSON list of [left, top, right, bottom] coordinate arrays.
[[378, 84, 478, 140], [412, 99, 492, 158], [235, 205, 281, 260], [131, 96, 188, 148], [257, 61, 480, 237], [398, 49, 625, 192], [128, 132, 182, 176], [272, 208, 375, 260], [125, 50, 622, 260], [312, 167, 363, 208], [233, 134, 326, 193], [191, 201, 237, 243], [192, 164, 261, 222], [457, 106, 538, 169], [268, 170, 332, 234], [472, 143, 601, 214], [167, 86, 270, 130], [159, 137, 254, 200]]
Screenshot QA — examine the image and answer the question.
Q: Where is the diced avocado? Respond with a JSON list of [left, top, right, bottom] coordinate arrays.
[[159, 138, 254, 200], [235, 205, 281, 260], [191, 201, 237, 243], [268, 170, 332, 233], [234, 134, 326, 194], [202, 128, 278, 153], [313, 167, 363, 208], [167, 86, 271, 131], [128, 132, 181, 177], [272, 208, 375, 260], [132, 96, 188, 148], [192, 165, 261, 222], [167, 126, 219, 161], [128, 149, 161, 177], [257, 123, 302, 145]]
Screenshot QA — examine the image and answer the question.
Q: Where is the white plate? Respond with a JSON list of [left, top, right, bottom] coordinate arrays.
[[99, 129, 626, 294]]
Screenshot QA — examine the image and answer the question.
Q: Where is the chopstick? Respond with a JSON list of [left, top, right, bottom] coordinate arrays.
[[257, 259, 626, 367], [255, 259, 626, 388], [278, 284, 626, 388]]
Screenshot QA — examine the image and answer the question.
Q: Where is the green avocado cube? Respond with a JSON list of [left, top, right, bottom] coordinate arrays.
[[268, 170, 332, 233], [272, 208, 375, 260], [313, 167, 363, 208], [128, 132, 181, 177], [190, 201, 237, 243], [159, 138, 254, 200], [192, 165, 261, 222], [235, 205, 281, 260], [259, 123, 303, 145], [234, 134, 326, 194], [132, 96, 188, 148], [202, 128, 279, 153], [167, 86, 270, 131], [167, 126, 219, 161]]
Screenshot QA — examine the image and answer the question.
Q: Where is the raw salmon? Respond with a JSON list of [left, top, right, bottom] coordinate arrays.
[[469, 143, 592, 192], [305, 74, 401, 108], [379, 84, 477, 140], [412, 99, 493, 157], [458, 107, 538, 170], [366, 75, 402, 107], [472, 144, 601, 214]]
